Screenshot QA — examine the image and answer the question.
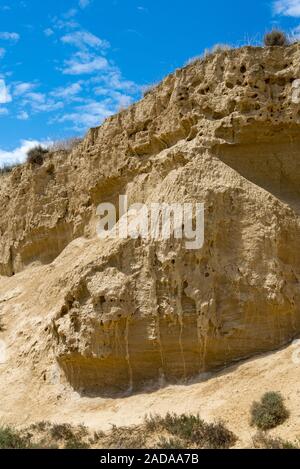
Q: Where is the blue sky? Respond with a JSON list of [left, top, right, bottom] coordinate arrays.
[[1, 0, 300, 166]]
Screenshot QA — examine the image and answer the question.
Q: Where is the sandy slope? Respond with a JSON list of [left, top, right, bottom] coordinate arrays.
[[1, 306, 299, 449], [48, 342, 300, 448], [0, 240, 299, 448]]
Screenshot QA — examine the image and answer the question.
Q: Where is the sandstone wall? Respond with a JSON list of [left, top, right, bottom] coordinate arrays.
[[1, 45, 300, 393]]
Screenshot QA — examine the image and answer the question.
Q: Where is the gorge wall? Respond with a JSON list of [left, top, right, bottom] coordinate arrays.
[[1, 45, 300, 395]]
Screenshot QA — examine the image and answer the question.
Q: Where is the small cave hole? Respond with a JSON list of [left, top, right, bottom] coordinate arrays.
[[99, 296, 106, 305]]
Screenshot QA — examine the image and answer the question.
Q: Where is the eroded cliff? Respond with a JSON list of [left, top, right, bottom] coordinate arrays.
[[1, 45, 300, 396]]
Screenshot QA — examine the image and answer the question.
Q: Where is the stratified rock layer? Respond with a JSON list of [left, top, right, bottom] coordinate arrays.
[[1, 45, 300, 394]]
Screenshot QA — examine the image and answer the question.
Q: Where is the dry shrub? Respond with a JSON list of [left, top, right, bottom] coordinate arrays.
[[250, 392, 289, 430], [264, 30, 289, 47], [27, 145, 49, 166]]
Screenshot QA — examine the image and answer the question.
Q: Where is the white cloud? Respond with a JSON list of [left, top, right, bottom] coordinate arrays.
[[94, 89, 133, 108], [137, 6, 149, 13], [79, 0, 91, 8], [17, 111, 29, 120], [51, 17, 79, 31], [33, 101, 64, 112], [51, 82, 82, 98], [274, 0, 300, 16], [20, 91, 63, 113], [60, 28, 110, 76], [61, 31, 109, 50], [0, 107, 8, 115], [0, 31, 20, 42], [92, 69, 140, 94], [0, 140, 50, 168], [24, 92, 45, 103], [44, 28, 54, 37], [62, 53, 108, 74], [64, 8, 78, 19], [13, 82, 36, 96], [0, 79, 12, 104], [55, 101, 113, 130], [53, 86, 135, 131]]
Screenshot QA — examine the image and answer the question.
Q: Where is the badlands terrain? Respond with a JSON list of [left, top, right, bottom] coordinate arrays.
[[1, 44, 300, 447]]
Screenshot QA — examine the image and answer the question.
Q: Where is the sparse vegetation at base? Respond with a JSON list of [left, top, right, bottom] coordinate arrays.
[[0, 426, 33, 449], [157, 436, 187, 449], [250, 392, 289, 430], [145, 413, 237, 449], [105, 425, 146, 449], [2, 411, 299, 449], [49, 423, 76, 441], [0, 414, 237, 449], [264, 30, 289, 47], [253, 431, 300, 449]]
